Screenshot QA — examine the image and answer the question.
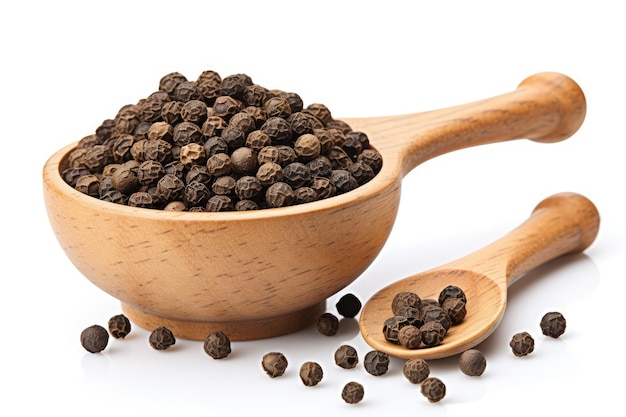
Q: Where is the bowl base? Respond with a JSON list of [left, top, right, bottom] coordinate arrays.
[[121, 301, 327, 341]]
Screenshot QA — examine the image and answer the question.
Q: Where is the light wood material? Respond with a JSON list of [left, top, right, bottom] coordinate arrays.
[[42, 72, 586, 341], [359, 192, 600, 359]]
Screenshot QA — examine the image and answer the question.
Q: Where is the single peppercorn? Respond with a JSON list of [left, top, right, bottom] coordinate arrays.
[[299, 361, 324, 387], [334, 345, 359, 369], [421, 377, 446, 403], [421, 306, 451, 332], [363, 350, 390, 376], [107, 314, 131, 339], [391, 291, 422, 315], [398, 325, 422, 349], [149, 327, 176, 350], [262, 352, 288, 378], [383, 315, 411, 344], [420, 321, 446, 347], [403, 358, 430, 384], [540, 312, 566, 338], [80, 324, 109, 353], [510, 331, 535, 356], [203, 331, 232, 359], [265, 182, 295, 208], [438, 285, 467, 306], [341, 381, 364, 404], [335, 293, 362, 319], [316, 312, 339, 336], [442, 297, 467, 325], [395, 306, 422, 327], [459, 349, 487, 376]]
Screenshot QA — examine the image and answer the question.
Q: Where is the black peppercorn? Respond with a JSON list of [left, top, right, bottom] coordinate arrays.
[[510, 331, 535, 356], [137, 160, 165, 186], [213, 96, 242, 119], [398, 325, 422, 349], [75, 174, 100, 197], [184, 182, 211, 208], [392, 291, 422, 315], [459, 349, 486, 376], [420, 377, 446, 403], [159, 72, 187, 95], [235, 199, 259, 211], [310, 176, 336, 200], [256, 162, 283, 187], [395, 306, 422, 327], [330, 169, 358, 194], [383, 315, 411, 344], [161, 100, 184, 125], [420, 321, 446, 347], [230, 147, 257, 175], [129, 191, 156, 208], [156, 173, 185, 202], [265, 182, 295, 208], [294, 187, 318, 204], [540, 312, 566, 338], [173, 81, 201, 102], [173, 121, 203, 146], [439, 285, 467, 306], [148, 121, 174, 143], [107, 314, 131, 339], [316, 312, 339, 336], [179, 143, 206, 167], [262, 352, 288, 378], [334, 344, 359, 369], [294, 134, 321, 161], [341, 382, 364, 404], [149, 327, 176, 350], [442, 297, 467, 325], [80, 324, 109, 353], [335, 293, 362, 319], [212, 176, 237, 197], [363, 350, 390, 376], [111, 164, 140, 195], [181, 99, 208, 125], [403, 358, 430, 384], [282, 162, 312, 188], [307, 156, 333, 178], [260, 117, 292, 145], [421, 306, 451, 332], [203, 331, 232, 359], [235, 176, 262, 200], [202, 116, 228, 138], [206, 195, 234, 212], [206, 153, 232, 177], [299, 361, 324, 387]]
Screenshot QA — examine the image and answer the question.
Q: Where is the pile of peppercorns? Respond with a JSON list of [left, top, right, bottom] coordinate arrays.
[[62, 70, 383, 212], [80, 293, 567, 406]]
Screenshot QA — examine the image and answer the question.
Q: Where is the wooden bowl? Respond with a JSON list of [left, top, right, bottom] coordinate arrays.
[[42, 72, 585, 341]]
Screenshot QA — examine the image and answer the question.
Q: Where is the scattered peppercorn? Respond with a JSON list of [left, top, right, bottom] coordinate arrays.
[[363, 350, 390, 376], [107, 314, 131, 339], [335, 293, 362, 318], [420, 377, 446, 403], [64, 69, 383, 211], [403, 358, 430, 384], [540, 312, 566, 338], [341, 382, 364, 404], [459, 349, 487, 376], [316, 312, 339, 336], [262, 352, 288, 378], [299, 361, 324, 386], [334, 345, 359, 369], [80, 324, 109, 353], [149, 326, 176, 350], [203, 331, 232, 359], [510, 331, 535, 357]]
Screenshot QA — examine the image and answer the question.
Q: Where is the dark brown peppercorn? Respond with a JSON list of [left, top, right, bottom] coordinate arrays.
[[161, 100, 184, 125], [111, 165, 140, 195], [421, 377, 446, 403], [219, 74, 251, 99], [159, 72, 187, 95], [442, 297, 467, 325], [540, 312, 566, 338], [335, 293, 362, 319], [220, 126, 246, 150], [173, 121, 203, 146], [234, 199, 258, 211], [395, 306, 422, 327], [347, 161, 375, 185], [235, 176, 262, 200], [245, 130, 272, 152], [213, 96, 242, 119], [184, 182, 211, 208], [403, 358, 430, 384], [439, 285, 467, 306], [149, 327, 176, 350], [392, 291, 422, 315], [307, 156, 333, 178], [260, 117, 292, 145], [265, 96, 292, 118], [204, 136, 229, 157], [256, 162, 283, 187], [206, 195, 234, 212], [181, 99, 208, 125], [334, 344, 359, 369], [357, 148, 383, 173], [294, 134, 321, 161], [107, 314, 131, 339], [128, 191, 155, 208], [420, 321, 446, 347], [212, 176, 236, 196], [112, 134, 135, 163], [299, 361, 324, 387], [262, 352, 288, 378], [243, 84, 267, 107], [80, 324, 109, 353], [341, 382, 364, 404], [144, 139, 173, 164], [265, 182, 295, 208], [203, 331, 232, 359], [148, 121, 174, 143], [398, 325, 422, 349], [383, 315, 411, 344], [327, 146, 352, 170], [363, 350, 390, 376], [230, 147, 257, 175], [421, 306, 451, 332], [173, 81, 201, 102], [304, 103, 332, 125], [459, 349, 486, 376], [156, 173, 185, 202], [330, 169, 358, 194], [229, 112, 256, 134], [75, 175, 100, 197], [283, 162, 312, 188], [294, 187, 318, 204], [206, 153, 232, 177], [510, 331, 535, 356], [316, 312, 339, 336]]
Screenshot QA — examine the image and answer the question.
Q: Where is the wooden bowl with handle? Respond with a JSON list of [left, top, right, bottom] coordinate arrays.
[[42, 72, 586, 341]]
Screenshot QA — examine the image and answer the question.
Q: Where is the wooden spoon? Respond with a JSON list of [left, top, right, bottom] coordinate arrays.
[[359, 192, 600, 359]]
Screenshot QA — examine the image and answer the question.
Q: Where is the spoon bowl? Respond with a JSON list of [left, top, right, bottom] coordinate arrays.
[[359, 192, 600, 359], [43, 73, 585, 341]]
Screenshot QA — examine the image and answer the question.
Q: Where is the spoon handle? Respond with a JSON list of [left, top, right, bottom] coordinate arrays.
[[454, 192, 600, 287]]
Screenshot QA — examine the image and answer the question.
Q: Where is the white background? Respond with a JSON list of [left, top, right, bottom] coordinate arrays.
[[2, 1, 623, 415]]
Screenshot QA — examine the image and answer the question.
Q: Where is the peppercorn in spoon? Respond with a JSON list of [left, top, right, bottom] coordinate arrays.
[[359, 192, 599, 359]]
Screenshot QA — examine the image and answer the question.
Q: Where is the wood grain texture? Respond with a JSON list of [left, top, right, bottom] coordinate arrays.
[[359, 192, 600, 359], [42, 72, 586, 341]]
